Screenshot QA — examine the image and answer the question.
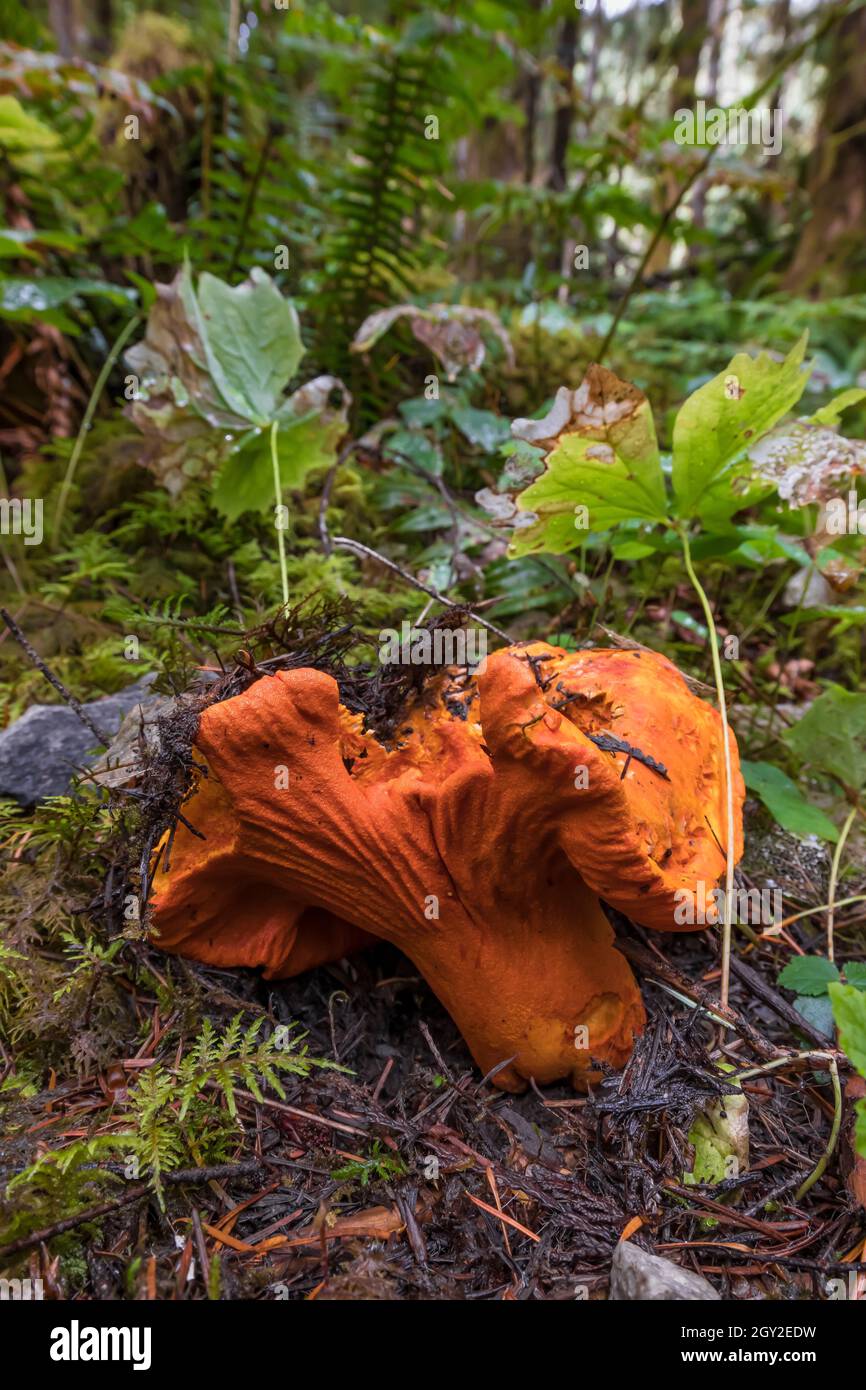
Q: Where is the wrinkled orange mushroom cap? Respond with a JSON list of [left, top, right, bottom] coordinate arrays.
[[147, 766, 374, 976], [479, 643, 744, 929], [149, 643, 743, 1091]]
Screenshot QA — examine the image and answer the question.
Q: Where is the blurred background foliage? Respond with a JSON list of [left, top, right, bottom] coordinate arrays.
[[0, 0, 864, 827]]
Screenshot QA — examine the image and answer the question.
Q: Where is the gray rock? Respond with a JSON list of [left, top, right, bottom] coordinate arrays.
[[782, 567, 835, 611], [610, 1240, 721, 1301], [0, 675, 156, 805]]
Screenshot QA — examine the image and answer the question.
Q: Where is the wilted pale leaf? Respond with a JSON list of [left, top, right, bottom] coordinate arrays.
[[685, 1068, 749, 1185], [749, 419, 866, 507], [508, 366, 668, 553], [475, 487, 537, 529], [125, 264, 249, 435], [127, 266, 320, 496], [351, 302, 513, 380]]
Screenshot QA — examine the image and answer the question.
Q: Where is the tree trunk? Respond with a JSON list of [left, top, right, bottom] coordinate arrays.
[[785, 6, 866, 294], [48, 0, 80, 57], [548, 16, 578, 191], [644, 0, 710, 277], [91, 0, 113, 56], [689, 0, 727, 244], [522, 0, 545, 184]]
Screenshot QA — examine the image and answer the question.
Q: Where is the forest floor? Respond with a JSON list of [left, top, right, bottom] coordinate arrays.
[[2, 788, 864, 1301]]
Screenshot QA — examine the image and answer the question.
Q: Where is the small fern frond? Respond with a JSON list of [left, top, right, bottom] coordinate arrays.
[[314, 50, 447, 388]]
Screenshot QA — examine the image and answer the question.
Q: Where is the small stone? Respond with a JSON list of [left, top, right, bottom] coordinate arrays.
[[0, 676, 156, 805], [610, 1240, 721, 1301], [782, 567, 835, 610]]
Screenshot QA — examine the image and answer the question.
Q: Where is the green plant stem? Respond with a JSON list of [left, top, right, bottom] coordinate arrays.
[[679, 527, 736, 1010], [270, 419, 289, 611], [737, 1051, 842, 1202], [774, 893, 866, 930], [827, 805, 858, 963], [51, 315, 140, 548]]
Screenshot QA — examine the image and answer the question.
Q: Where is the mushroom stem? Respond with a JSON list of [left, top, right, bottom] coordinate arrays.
[[679, 528, 736, 1010]]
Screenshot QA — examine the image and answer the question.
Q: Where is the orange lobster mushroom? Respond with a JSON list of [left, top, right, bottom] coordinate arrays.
[[149, 643, 744, 1091]]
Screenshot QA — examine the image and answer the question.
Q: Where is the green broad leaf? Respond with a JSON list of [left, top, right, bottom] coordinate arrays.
[[741, 760, 840, 842], [389, 503, 453, 534], [729, 526, 809, 565], [483, 556, 574, 619], [686, 531, 746, 560], [398, 395, 449, 427], [451, 405, 511, 452], [196, 268, 304, 426], [0, 95, 59, 154], [782, 685, 866, 791], [844, 962, 866, 991], [671, 608, 709, 642], [793, 993, 836, 1039], [810, 387, 866, 428], [212, 410, 342, 521], [510, 367, 668, 556], [804, 606, 866, 630], [508, 505, 593, 557], [778, 956, 840, 997], [122, 270, 157, 314], [828, 982, 866, 1077], [0, 275, 134, 322], [671, 334, 811, 522], [385, 428, 443, 476], [610, 539, 656, 560], [0, 227, 80, 260]]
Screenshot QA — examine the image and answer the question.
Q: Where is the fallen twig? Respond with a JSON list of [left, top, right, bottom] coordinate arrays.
[[0, 606, 109, 745], [331, 536, 514, 644], [0, 1161, 264, 1260]]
